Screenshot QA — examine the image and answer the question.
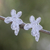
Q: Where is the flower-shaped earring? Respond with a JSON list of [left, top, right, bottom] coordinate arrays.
[[24, 16, 43, 42], [4, 9, 24, 36]]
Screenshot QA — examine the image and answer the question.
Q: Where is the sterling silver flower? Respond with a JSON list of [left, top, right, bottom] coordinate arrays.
[[24, 16, 43, 42], [4, 9, 23, 36]]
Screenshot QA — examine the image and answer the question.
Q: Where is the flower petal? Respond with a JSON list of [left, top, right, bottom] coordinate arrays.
[[11, 9, 16, 17], [35, 34, 40, 42], [36, 24, 43, 30], [14, 28, 19, 36], [11, 22, 19, 30], [17, 19, 23, 24], [35, 31, 40, 42], [11, 23, 15, 30], [31, 29, 36, 36], [36, 17, 41, 24], [29, 15, 35, 23], [4, 17, 12, 24], [24, 23, 31, 30], [16, 11, 22, 18]]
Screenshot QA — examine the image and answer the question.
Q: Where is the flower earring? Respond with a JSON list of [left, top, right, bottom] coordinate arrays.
[[24, 15, 43, 42], [4, 9, 24, 36]]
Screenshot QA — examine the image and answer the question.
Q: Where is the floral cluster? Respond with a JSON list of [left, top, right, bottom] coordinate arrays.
[[0, 9, 43, 42]]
